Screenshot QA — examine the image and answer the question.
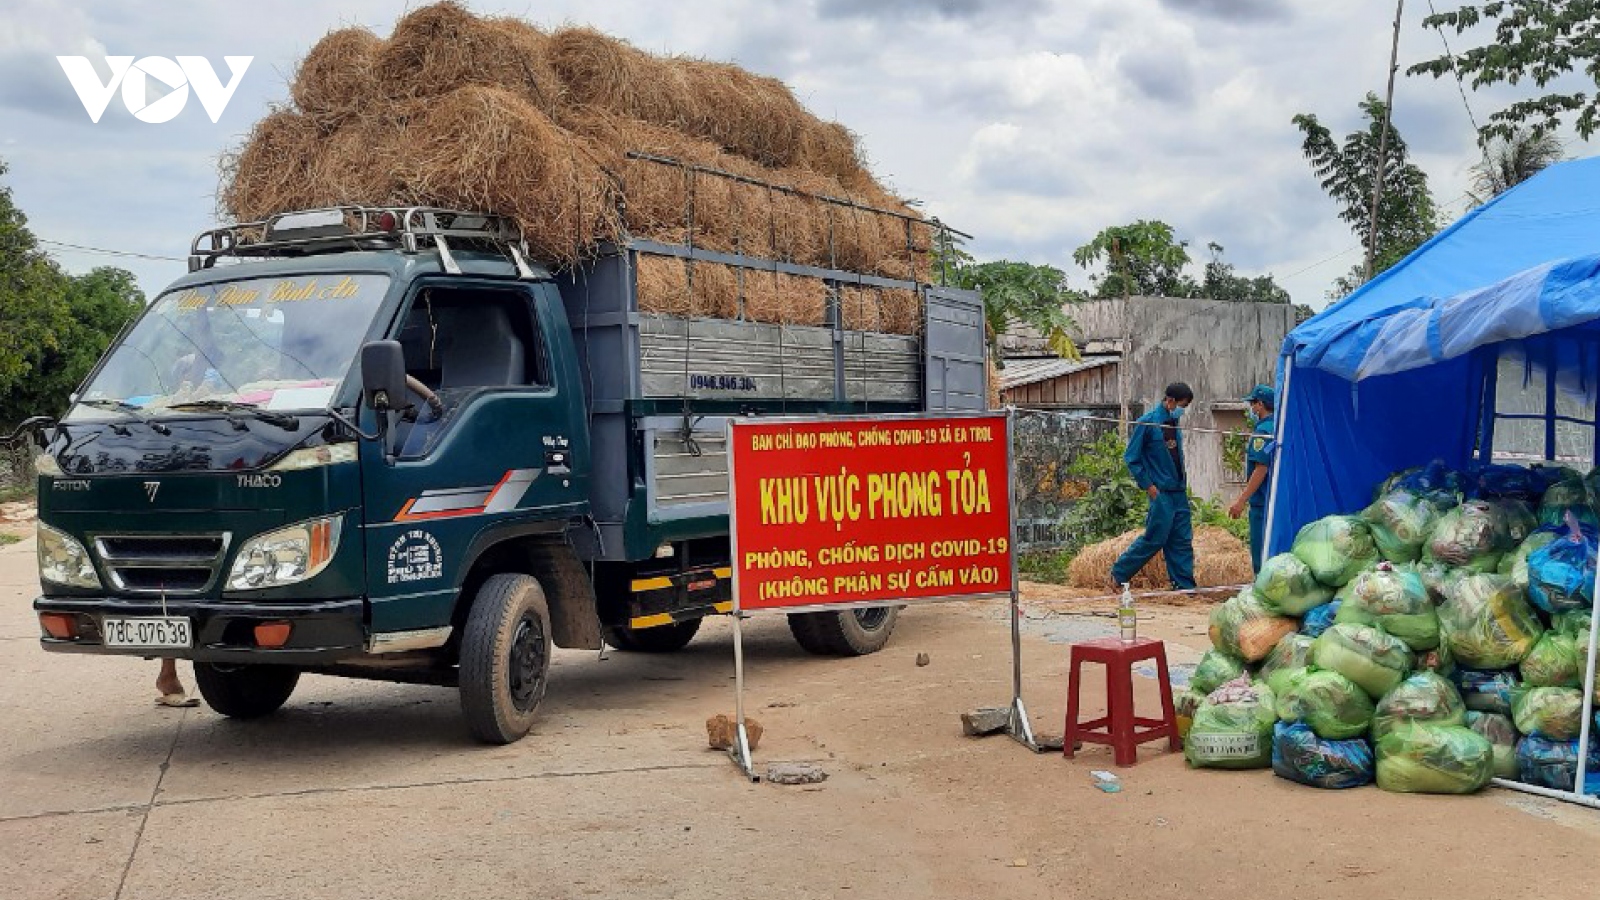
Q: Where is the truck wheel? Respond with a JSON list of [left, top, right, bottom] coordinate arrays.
[[787, 607, 900, 656], [601, 618, 702, 653], [193, 663, 300, 719], [459, 573, 552, 745]]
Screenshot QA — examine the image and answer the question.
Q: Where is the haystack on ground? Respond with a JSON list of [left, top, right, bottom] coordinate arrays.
[[1065, 526, 1254, 592], [227, 2, 941, 311]]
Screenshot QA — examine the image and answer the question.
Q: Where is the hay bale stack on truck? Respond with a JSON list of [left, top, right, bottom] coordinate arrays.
[[28, 4, 986, 743]]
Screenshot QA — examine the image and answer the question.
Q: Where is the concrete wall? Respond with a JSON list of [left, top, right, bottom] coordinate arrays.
[[1032, 297, 1294, 501]]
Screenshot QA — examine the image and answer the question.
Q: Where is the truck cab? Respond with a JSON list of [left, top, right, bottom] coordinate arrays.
[[30, 206, 987, 743]]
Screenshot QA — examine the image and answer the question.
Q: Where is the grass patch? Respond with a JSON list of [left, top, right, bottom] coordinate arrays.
[[1019, 549, 1074, 585], [0, 533, 21, 547], [0, 484, 35, 505]]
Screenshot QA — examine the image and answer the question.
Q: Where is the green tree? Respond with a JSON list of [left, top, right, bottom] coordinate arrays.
[[1292, 93, 1440, 298], [0, 159, 144, 426], [1072, 220, 1199, 299], [1411, 2, 1600, 141], [1200, 242, 1292, 304], [1469, 128, 1565, 202], [933, 232, 1081, 363]]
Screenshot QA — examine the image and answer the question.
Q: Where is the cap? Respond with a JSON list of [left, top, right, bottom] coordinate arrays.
[[1243, 384, 1275, 408]]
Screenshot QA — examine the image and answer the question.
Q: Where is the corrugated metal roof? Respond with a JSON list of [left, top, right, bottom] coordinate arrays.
[[997, 355, 1117, 391]]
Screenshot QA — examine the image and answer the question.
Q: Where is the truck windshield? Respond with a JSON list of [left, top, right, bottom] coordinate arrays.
[[67, 273, 391, 421]]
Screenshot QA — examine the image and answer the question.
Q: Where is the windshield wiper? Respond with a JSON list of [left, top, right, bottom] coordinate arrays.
[[166, 400, 300, 431], [77, 399, 170, 435]]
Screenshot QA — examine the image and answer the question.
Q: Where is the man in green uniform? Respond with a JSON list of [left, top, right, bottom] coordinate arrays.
[[1112, 383, 1196, 590], [1229, 384, 1276, 572]]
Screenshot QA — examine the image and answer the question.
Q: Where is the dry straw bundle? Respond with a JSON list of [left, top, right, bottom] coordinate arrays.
[[290, 28, 382, 131], [227, 1, 938, 315], [1065, 527, 1254, 592], [391, 85, 621, 263], [374, 4, 563, 115]]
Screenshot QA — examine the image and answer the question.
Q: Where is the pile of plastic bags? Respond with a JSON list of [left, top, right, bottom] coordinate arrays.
[[1181, 460, 1599, 799]]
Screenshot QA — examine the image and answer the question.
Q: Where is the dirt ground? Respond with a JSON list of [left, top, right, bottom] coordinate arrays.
[[1, 534, 1596, 900]]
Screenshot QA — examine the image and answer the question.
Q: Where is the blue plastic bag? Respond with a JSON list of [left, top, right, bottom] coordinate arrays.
[[1271, 722, 1374, 789], [1300, 601, 1341, 639], [1454, 668, 1521, 716], [1467, 463, 1564, 502], [1515, 732, 1600, 792], [1385, 461, 1461, 510], [1527, 522, 1597, 614]]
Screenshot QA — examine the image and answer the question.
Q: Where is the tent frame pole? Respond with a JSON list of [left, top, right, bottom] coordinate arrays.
[[1261, 356, 1293, 558]]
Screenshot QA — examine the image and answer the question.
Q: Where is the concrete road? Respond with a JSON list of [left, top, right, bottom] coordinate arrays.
[[3, 536, 1597, 900]]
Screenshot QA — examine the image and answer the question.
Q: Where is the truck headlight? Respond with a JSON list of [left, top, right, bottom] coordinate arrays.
[[267, 443, 358, 472], [227, 515, 342, 590], [38, 523, 100, 588]]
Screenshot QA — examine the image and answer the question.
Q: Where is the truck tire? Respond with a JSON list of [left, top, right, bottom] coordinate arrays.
[[787, 607, 900, 656], [459, 573, 552, 745], [193, 663, 300, 719], [601, 618, 702, 653]]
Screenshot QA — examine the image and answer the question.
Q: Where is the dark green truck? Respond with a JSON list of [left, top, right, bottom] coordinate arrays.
[[28, 207, 985, 742]]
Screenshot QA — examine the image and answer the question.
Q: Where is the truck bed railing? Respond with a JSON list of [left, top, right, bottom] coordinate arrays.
[[188, 207, 536, 277]]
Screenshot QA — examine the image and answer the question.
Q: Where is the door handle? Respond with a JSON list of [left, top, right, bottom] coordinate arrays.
[[544, 450, 571, 475]]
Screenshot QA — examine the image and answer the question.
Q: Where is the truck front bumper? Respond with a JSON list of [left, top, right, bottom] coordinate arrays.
[[32, 596, 367, 665]]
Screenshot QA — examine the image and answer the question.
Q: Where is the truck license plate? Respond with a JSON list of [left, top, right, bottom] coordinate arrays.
[[103, 616, 192, 649]]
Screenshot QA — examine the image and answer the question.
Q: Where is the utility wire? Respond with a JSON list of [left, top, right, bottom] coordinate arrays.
[[1426, 0, 1486, 141], [1281, 245, 1361, 280], [36, 238, 185, 263]]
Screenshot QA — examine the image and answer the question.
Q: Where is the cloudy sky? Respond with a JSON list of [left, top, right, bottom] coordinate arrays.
[[0, 0, 1588, 308]]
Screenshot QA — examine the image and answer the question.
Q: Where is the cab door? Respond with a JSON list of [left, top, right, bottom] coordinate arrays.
[[360, 279, 585, 635]]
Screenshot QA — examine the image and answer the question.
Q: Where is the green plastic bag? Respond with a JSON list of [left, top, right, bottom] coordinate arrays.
[[1371, 672, 1466, 741], [1537, 468, 1596, 528], [1362, 490, 1440, 563], [1520, 632, 1582, 688], [1259, 634, 1316, 696], [1275, 668, 1375, 740], [1292, 516, 1379, 587], [1375, 725, 1495, 794], [1416, 562, 1461, 607], [1426, 501, 1511, 572], [1414, 640, 1456, 679], [1512, 686, 1586, 740], [1254, 553, 1335, 616], [1185, 677, 1277, 770], [1334, 563, 1438, 651], [1312, 623, 1414, 700], [1208, 589, 1298, 662], [1192, 649, 1247, 696], [1437, 573, 1544, 669], [1464, 711, 1519, 779], [1499, 529, 1561, 591]]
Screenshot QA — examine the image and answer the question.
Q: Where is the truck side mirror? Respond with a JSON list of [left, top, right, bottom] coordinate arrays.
[[360, 341, 407, 412]]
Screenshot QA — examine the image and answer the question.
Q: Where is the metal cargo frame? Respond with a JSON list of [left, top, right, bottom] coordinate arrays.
[[556, 241, 984, 562]]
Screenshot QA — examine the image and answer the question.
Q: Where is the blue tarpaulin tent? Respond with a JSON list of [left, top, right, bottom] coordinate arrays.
[[1265, 156, 1600, 808], [1267, 155, 1600, 556]]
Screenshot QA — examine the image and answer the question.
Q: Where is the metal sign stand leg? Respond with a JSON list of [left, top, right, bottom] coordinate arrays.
[[729, 611, 759, 782], [1005, 580, 1043, 752]]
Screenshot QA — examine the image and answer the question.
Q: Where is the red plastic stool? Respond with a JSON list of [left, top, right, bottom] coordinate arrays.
[[1063, 636, 1179, 767]]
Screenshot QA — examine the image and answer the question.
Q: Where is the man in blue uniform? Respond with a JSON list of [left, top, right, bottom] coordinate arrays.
[[1229, 384, 1276, 572], [1112, 383, 1195, 590]]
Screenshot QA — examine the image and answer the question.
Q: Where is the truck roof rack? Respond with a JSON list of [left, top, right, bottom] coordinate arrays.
[[188, 206, 537, 278]]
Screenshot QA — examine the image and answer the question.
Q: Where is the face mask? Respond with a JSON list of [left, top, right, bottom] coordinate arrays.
[[1171, 405, 1185, 421]]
